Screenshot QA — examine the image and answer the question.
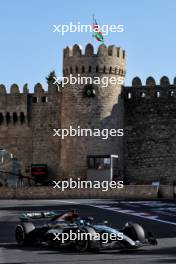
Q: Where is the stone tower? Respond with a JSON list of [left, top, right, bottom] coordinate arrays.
[[60, 43, 126, 179]]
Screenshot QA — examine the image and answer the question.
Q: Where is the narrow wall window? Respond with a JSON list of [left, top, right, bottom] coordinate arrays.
[[0, 113, 4, 125], [128, 93, 132, 99], [13, 112, 18, 124], [155, 91, 160, 98], [20, 112, 25, 124], [6, 112, 10, 125], [169, 91, 174, 97], [33, 97, 37, 103], [41, 96, 47, 103]]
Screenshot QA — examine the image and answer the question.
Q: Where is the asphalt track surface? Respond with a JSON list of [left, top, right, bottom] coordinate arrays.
[[0, 199, 176, 264]]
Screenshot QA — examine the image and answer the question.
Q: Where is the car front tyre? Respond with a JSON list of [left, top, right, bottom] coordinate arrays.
[[74, 228, 89, 252]]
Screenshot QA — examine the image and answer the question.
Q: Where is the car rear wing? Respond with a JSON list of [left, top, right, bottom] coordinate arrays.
[[19, 210, 68, 221]]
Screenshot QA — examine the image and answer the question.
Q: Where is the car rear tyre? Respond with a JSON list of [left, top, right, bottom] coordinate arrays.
[[15, 225, 26, 246], [74, 228, 89, 252], [15, 222, 35, 246]]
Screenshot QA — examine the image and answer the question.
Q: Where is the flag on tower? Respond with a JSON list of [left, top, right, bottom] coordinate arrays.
[[92, 16, 104, 42]]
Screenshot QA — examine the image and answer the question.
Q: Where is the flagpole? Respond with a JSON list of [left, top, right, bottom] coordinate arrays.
[[92, 13, 95, 47]]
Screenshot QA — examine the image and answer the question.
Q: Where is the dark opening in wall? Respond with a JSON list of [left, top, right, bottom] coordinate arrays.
[[70, 67, 73, 74], [82, 66, 85, 73], [87, 155, 111, 169], [103, 66, 106, 73], [33, 97, 37, 103], [75, 66, 78, 73], [109, 67, 112, 74], [96, 65, 99, 73], [169, 91, 174, 97], [0, 113, 4, 125], [140, 92, 145, 98], [20, 112, 25, 124], [42, 96, 47, 103], [83, 84, 96, 98], [128, 92, 132, 99], [155, 91, 160, 98], [88, 66, 91, 73], [13, 112, 18, 124], [6, 112, 10, 125]]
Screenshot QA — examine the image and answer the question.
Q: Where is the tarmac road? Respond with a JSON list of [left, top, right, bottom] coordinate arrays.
[[0, 199, 176, 264]]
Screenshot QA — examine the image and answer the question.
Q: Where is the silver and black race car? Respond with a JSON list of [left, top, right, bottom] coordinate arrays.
[[15, 210, 157, 252]]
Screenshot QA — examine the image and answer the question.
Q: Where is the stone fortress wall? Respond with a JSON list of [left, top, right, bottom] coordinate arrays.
[[0, 82, 61, 181], [0, 43, 175, 184], [124, 76, 176, 184]]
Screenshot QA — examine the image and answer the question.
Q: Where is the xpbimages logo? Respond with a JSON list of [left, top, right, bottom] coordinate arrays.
[[53, 179, 124, 192], [53, 126, 124, 140], [53, 22, 124, 36], [53, 230, 124, 244], [53, 74, 125, 88]]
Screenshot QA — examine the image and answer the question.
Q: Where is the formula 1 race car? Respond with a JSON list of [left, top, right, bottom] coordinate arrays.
[[15, 210, 157, 252]]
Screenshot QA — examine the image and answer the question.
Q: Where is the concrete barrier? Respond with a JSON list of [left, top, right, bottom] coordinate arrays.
[[174, 186, 176, 198], [0, 185, 158, 199], [159, 185, 174, 199]]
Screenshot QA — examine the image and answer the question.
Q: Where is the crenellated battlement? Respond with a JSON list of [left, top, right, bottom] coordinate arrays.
[[0, 83, 29, 94], [0, 82, 59, 95], [63, 43, 126, 77], [63, 43, 126, 59], [0, 82, 61, 128], [124, 76, 176, 99]]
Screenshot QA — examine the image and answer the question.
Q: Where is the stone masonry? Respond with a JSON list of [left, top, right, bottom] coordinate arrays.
[[0, 43, 175, 184]]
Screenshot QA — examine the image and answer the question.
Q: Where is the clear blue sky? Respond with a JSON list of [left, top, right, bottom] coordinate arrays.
[[0, 0, 176, 91]]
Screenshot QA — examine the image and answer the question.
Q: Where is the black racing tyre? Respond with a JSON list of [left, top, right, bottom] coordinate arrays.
[[123, 222, 145, 242], [74, 226, 100, 252], [74, 228, 89, 252], [15, 223, 35, 246], [15, 224, 26, 246]]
